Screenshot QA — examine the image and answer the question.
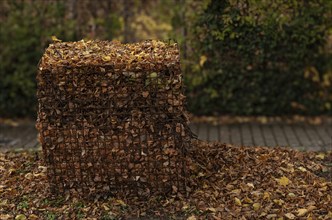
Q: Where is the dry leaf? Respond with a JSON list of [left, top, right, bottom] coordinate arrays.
[[234, 197, 242, 206], [187, 215, 197, 220], [263, 192, 270, 201], [315, 153, 325, 160], [253, 203, 261, 211], [15, 214, 26, 220], [199, 55, 207, 66], [297, 208, 308, 217], [142, 91, 149, 98], [51, 35, 62, 42], [0, 215, 12, 220], [277, 176, 290, 186], [206, 207, 216, 212], [28, 214, 39, 220], [102, 55, 111, 61], [284, 213, 295, 219]]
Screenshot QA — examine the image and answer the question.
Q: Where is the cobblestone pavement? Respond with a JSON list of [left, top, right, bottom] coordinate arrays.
[[0, 121, 331, 152], [190, 122, 331, 151]]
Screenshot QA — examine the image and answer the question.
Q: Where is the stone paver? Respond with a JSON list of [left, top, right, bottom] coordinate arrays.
[[190, 122, 332, 151], [0, 121, 331, 152]]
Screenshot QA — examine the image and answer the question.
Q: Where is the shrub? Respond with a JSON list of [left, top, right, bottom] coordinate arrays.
[[0, 1, 76, 117], [186, 0, 332, 115], [0, 0, 121, 117]]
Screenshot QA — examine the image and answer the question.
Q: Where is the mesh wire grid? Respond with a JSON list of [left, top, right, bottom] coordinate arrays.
[[36, 40, 193, 198]]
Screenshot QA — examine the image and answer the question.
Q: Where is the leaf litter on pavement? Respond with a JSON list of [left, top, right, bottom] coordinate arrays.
[[0, 140, 331, 219]]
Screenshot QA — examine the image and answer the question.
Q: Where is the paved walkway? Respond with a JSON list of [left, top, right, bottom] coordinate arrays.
[[190, 123, 331, 151], [0, 121, 331, 152]]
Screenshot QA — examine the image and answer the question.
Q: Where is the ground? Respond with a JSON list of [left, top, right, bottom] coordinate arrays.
[[0, 140, 331, 219]]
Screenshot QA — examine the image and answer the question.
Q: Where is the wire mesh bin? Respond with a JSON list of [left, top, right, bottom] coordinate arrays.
[[36, 40, 193, 197]]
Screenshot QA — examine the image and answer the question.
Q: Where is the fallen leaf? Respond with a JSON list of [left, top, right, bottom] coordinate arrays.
[[266, 214, 277, 219], [102, 203, 110, 211], [142, 91, 149, 98], [199, 55, 207, 66], [315, 153, 325, 160], [51, 36, 62, 43], [287, 193, 296, 197], [234, 197, 242, 206], [298, 166, 307, 172], [244, 197, 253, 203], [263, 192, 270, 201], [102, 55, 111, 61], [285, 213, 295, 219], [0, 214, 12, 220], [28, 214, 39, 220], [247, 183, 254, 188], [273, 199, 284, 206], [297, 208, 308, 217], [115, 199, 127, 207], [187, 215, 197, 220], [277, 176, 290, 186], [15, 214, 26, 220], [253, 203, 261, 211], [206, 207, 216, 212]]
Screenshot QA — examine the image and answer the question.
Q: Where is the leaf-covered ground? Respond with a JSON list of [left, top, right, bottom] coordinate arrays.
[[1, 140, 331, 219]]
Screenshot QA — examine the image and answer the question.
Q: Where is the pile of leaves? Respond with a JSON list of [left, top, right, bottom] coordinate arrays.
[[36, 39, 192, 196], [1, 140, 331, 219]]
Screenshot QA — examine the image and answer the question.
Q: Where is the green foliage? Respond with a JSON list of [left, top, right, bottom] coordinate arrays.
[[0, 1, 121, 117], [0, 1, 76, 117], [186, 0, 332, 115]]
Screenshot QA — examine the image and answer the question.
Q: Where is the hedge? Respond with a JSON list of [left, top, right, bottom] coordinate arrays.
[[0, 1, 120, 118], [186, 0, 332, 115]]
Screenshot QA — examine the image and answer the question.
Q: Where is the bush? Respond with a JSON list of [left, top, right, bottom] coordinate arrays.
[[0, 1, 121, 118], [0, 1, 77, 117], [186, 0, 332, 115]]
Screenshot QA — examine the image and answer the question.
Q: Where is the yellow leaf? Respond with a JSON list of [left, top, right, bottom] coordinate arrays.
[[149, 72, 158, 78], [0, 214, 12, 220], [234, 197, 242, 206], [28, 214, 39, 220], [199, 55, 207, 66], [327, 211, 332, 218], [102, 203, 110, 211], [187, 215, 197, 220], [297, 208, 308, 217], [244, 197, 253, 203], [273, 199, 284, 206], [115, 199, 126, 207], [102, 56, 111, 62], [206, 207, 216, 212], [298, 166, 307, 172], [182, 204, 189, 211], [253, 203, 261, 211], [315, 153, 325, 160], [231, 189, 241, 195], [284, 213, 295, 219], [51, 35, 62, 43], [263, 192, 270, 201], [287, 193, 296, 198], [277, 176, 290, 186], [247, 183, 254, 188], [15, 214, 26, 220]]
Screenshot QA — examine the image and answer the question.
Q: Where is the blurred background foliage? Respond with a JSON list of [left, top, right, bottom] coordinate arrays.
[[0, 0, 331, 117]]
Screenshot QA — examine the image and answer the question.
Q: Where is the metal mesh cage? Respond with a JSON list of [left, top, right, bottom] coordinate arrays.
[[36, 40, 192, 197]]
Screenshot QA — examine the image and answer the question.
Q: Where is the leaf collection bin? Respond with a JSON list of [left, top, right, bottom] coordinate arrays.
[[36, 40, 193, 197]]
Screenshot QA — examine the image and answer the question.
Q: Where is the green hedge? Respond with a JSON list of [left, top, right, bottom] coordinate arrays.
[[0, 1, 77, 117], [186, 0, 332, 115], [0, 1, 120, 118]]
